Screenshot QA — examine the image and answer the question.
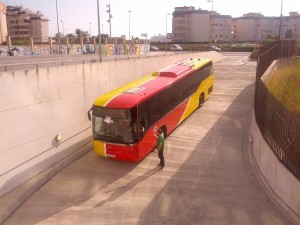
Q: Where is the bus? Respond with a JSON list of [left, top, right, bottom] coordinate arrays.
[[87, 58, 214, 162]]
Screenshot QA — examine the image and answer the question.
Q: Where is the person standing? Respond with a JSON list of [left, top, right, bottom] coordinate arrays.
[[154, 128, 165, 168]]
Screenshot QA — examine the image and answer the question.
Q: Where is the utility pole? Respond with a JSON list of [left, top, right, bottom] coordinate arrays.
[[97, 0, 102, 62], [165, 13, 170, 54], [279, 0, 283, 40], [129, 10, 131, 40], [89, 22, 92, 37], [60, 20, 64, 36], [55, 0, 61, 54], [106, 4, 112, 38], [279, 0, 283, 58], [208, 0, 214, 47]]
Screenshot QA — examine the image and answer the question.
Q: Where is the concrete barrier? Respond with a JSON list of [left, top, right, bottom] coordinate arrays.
[[0, 51, 223, 197], [252, 114, 300, 218]]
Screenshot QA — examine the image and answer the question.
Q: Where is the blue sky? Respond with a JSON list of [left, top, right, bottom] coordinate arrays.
[[3, 0, 300, 38]]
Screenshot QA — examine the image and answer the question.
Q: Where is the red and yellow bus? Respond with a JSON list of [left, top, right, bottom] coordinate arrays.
[[88, 58, 214, 161]]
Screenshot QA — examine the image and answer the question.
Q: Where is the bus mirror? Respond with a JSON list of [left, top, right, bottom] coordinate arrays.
[[87, 107, 92, 121]]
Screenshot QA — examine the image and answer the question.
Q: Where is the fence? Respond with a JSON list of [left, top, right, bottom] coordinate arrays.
[[255, 40, 300, 180]]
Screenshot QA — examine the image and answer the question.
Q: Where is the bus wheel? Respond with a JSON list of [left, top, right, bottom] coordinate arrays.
[[198, 93, 205, 108]]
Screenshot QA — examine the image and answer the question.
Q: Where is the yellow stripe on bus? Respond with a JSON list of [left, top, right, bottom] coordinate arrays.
[[93, 140, 106, 158], [93, 75, 155, 107], [178, 74, 215, 124]]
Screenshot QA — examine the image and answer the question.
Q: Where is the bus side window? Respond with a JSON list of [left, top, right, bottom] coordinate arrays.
[[138, 116, 146, 139]]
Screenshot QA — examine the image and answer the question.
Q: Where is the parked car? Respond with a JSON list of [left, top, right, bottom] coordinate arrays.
[[150, 46, 159, 51], [169, 44, 183, 51], [210, 45, 221, 52]]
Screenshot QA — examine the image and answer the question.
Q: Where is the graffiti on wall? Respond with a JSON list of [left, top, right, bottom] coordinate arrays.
[[0, 44, 149, 57]]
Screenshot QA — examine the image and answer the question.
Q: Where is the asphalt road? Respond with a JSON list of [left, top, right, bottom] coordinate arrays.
[[3, 52, 298, 225]]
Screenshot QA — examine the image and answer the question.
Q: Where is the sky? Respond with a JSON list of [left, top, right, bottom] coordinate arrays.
[[3, 0, 300, 39]]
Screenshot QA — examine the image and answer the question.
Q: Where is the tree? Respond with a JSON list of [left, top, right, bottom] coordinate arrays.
[[66, 33, 76, 38], [53, 32, 63, 38], [285, 29, 293, 39], [75, 29, 89, 37]]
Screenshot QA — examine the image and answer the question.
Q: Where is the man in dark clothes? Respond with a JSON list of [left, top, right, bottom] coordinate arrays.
[[154, 128, 164, 168]]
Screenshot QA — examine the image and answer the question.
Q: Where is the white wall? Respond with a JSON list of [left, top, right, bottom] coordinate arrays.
[[0, 52, 223, 197]]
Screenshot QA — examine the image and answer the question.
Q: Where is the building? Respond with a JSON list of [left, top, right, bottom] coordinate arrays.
[[232, 13, 279, 42], [0, 1, 7, 44], [232, 12, 300, 42], [6, 5, 49, 43], [210, 13, 232, 43], [157, 6, 300, 43], [280, 11, 300, 40], [150, 34, 168, 43], [172, 6, 210, 42], [171, 6, 232, 43]]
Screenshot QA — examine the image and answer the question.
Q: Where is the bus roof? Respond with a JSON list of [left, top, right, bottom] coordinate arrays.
[[93, 58, 212, 109]]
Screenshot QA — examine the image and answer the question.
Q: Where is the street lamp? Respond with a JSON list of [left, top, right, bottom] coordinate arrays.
[[279, 0, 283, 58], [60, 20, 64, 36], [89, 22, 92, 37], [279, 0, 283, 40], [97, 0, 102, 62], [166, 13, 170, 54], [207, 0, 213, 11], [106, 4, 112, 38], [55, 0, 61, 54], [128, 10, 131, 40], [208, 0, 214, 46]]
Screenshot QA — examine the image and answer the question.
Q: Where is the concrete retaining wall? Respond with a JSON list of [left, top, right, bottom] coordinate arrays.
[[0, 51, 223, 197], [252, 114, 300, 217]]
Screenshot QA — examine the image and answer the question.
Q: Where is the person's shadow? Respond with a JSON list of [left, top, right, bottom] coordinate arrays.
[[94, 167, 160, 208]]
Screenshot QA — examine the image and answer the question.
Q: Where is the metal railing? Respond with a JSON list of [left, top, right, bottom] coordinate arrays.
[[255, 40, 300, 180]]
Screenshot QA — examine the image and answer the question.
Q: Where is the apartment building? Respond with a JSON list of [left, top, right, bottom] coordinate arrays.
[[0, 1, 7, 44], [210, 13, 232, 42], [172, 6, 232, 43], [6, 5, 49, 43], [280, 12, 300, 40], [169, 7, 300, 43], [232, 12, 300, 42], [172, 6, 211, 42]]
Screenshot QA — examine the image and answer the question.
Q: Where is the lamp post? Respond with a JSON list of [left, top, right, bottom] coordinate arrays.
[[60, 20, 64, 36], [278, 0, 283, 58], [279, 0, 283, 40], [208, 0, 214, 46], [207, 0, 213, 11], [165, 13, 170, 54], [97, 0, 102, 62], [128, 10, 131, 40], [106, 4, 112, 38], [89, 22, 92, 37], [55, 0, 61, 54]]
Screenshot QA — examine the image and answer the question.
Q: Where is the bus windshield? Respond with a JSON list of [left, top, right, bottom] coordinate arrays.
[[92, 106, 137, 144]]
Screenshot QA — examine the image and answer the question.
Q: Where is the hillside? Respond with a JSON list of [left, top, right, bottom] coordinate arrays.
[[265, 59, 300, 115]]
